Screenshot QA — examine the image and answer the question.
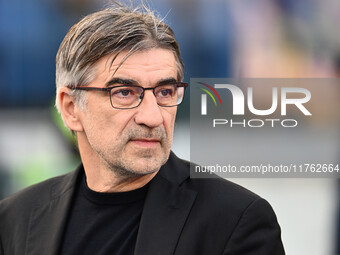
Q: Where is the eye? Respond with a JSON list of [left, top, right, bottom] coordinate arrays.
[[157, 86, 176, 97], [111, 87, 136, 98], [160, 89, 172, 96], [119, 89, 132, 96]]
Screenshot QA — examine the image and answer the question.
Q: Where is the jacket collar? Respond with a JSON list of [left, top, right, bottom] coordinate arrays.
[[26, 166, 82, 255], [134, 151, 197, 255], [26, 152, 196, 255], [157, 151, 191, 185]]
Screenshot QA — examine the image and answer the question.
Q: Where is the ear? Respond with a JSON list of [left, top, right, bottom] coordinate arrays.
[[58, 87, 84, 132]]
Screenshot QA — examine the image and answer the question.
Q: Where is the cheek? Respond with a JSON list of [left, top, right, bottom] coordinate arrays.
[[162, 108, 177, 136], [106, 111, 137, 138], [85, 95, 133, 134], [82, 95, 112, 127]]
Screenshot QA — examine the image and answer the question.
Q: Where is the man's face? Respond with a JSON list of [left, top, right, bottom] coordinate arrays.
[[76, 48, 178, 177]]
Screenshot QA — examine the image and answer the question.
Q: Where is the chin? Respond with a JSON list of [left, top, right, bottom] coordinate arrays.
[[113, 164, 158, 178], [132, 159, 165, 174], [111, 147, 171, 177], [123, 152, 169, 175]]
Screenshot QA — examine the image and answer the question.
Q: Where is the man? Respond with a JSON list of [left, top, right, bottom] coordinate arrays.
[[0, 3, 285, 255]]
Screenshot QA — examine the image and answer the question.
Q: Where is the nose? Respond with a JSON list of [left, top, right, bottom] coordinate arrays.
[[134, 91, 163, 128]]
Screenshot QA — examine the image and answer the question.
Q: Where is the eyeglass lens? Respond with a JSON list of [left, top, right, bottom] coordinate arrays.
[[109, 84, 184, 109]]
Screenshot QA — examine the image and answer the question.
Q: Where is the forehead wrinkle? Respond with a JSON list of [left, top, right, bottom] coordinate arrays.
[[107, 60, 176, 80], [107, 49, 176, 71], [97, 49, 177, 86], [106, 76, 177, 87], [109, 61, 176, 75], [107, 45, 153, 79]]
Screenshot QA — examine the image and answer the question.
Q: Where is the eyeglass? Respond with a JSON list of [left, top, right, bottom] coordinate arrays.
[[68, 82, 188, 109]]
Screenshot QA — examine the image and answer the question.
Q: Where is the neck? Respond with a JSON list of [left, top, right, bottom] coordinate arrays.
[[85, 169, 157, 193]]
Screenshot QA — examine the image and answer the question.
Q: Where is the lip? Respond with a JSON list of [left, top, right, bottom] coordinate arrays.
[[129, 138, 161, 148]]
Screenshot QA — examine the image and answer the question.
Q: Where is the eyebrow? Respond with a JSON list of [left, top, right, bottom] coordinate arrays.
[[106, 78, 136, 86], [106, 77, 178, 87], [158, 77, 178, 85]]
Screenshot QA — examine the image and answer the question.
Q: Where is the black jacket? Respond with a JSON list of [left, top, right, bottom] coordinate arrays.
[[0, 152, 284, 254]]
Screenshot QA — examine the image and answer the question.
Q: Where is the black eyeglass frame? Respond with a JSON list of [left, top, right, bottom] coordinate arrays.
[[67, 82, 188, 109]]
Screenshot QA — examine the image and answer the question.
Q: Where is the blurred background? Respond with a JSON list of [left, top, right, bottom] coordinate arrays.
[[0, 0, 340, 254]]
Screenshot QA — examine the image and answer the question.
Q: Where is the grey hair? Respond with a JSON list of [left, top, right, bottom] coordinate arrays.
[[55, 2, 185, 113]]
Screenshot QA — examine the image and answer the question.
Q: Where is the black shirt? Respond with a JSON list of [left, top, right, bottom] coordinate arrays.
[[60, 176, 149, 255]]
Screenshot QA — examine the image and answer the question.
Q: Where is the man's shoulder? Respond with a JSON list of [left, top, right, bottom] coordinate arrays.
[[166, 154, 282, 244], [186, 169, 261, 210], [0, 168, 80, 213], [175, 159, 284, 254], [166, 152, 262, 209]]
